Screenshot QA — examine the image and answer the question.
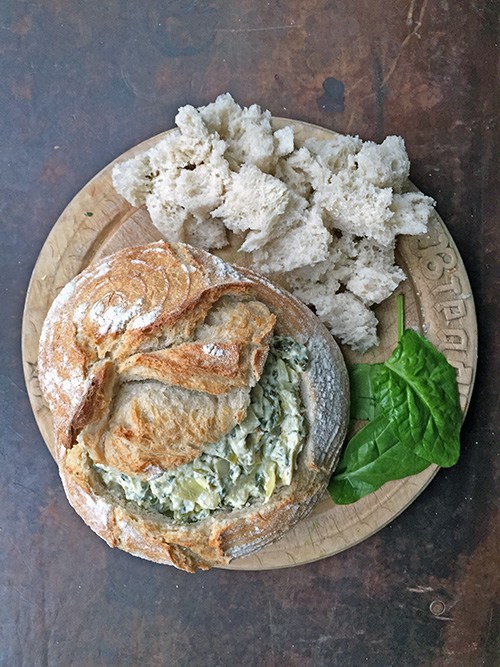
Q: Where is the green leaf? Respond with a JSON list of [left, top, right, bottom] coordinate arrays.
[[375, 329, 461, 467], [84, 211, 93, 217], [397, 293, 405, 341], [348, 363, 383, 420], [328, 414, 430, 504]]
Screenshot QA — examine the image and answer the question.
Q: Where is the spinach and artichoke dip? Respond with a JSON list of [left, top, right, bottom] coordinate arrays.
[[95, 336, 308, 523]]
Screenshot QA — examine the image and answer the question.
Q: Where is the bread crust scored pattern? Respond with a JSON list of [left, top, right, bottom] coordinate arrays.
[[39, 241, 349, 572]]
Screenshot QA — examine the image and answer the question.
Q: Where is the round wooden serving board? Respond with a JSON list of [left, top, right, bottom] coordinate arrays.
[[22, 119, 477, 570]]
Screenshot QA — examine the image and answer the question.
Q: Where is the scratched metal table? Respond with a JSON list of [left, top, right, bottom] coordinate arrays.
[[1, 2, 498, 666]]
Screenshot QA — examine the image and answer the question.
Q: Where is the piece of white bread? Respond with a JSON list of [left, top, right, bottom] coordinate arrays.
[[250, 206, 332, 274], [276, 146, 329, 195], [315, 171, 395, 245], [184, 217, 228, 250], [197, 93, 292, 172], [304, 135, 363, 173], [354, 135, 410, 191], [390, 191, 436, 236], [345, 239, 405, 306], [238, 191, 309, 255], [112, 153, 154, 207], [283, 232, 404, 347], [211, 164, 290, 242], [112, 94, 435, 352], [315, 292, 379, 352]]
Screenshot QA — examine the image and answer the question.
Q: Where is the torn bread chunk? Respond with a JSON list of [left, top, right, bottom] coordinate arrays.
[[315, 292, 379, 352], [250, 206, 331, 274], [184, 217, 228, 250], [279, 146, 330, 196], [304, 134, 363, 173], [345, 239, 406, 306], [315, 170, 395, 245], [354, 135, 410, 191], [113, 153, 154, 207], [273, 126, 295, 158], [389, 191, 436, 236], [143, 194, 190, 243], [146, 161, 226, 222], [212, 165, 290, 246], [239, 191, 308, 254], [283, 235, 355, 318], [198, 93, 277, 172], [284, 231, 403, 345]]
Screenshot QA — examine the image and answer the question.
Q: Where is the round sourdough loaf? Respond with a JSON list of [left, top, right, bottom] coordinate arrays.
[[39, 241, 349, 572]]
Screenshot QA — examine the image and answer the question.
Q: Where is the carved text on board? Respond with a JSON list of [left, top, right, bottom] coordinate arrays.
[[410, 224, 474, 408]]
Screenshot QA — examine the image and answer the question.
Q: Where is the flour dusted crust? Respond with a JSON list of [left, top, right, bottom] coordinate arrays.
[[39, 242, 275, 472], [39, 241, 349, 572]]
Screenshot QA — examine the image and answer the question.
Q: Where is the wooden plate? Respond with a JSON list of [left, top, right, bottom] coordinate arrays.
[[22, 119, 477, 570]]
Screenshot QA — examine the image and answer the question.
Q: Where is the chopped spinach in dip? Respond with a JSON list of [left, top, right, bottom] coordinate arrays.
[[95, 336, 308, 523]]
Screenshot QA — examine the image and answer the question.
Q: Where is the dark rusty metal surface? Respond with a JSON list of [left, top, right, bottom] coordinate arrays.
[[0, 1, 498, 665]]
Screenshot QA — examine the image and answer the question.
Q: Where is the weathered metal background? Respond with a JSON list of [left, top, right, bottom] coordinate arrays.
[[0, 1, 498, 665]]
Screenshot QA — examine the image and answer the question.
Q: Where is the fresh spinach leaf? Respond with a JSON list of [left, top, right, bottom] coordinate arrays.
[[328, 414, 429, 504], [349, 363, 383, 420], [329, 325, 462, 504], [397, 293, 405, 340], [375, 329, 461, 467]]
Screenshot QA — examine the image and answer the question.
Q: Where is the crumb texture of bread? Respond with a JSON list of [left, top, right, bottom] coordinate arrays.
[[112, 94, 436, 352], [39, 242, 349, 572]]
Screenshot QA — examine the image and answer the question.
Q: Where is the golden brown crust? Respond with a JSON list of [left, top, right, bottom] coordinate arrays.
[[118, 298, 276, 395], [40, 242, 350, 572], [39, 242, 275, 473], [119, 343, 246, 393], [94, 383, 250, 473]]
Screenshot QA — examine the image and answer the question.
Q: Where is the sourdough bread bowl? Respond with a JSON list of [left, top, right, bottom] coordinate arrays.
[[39, 241, 349, 572]]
